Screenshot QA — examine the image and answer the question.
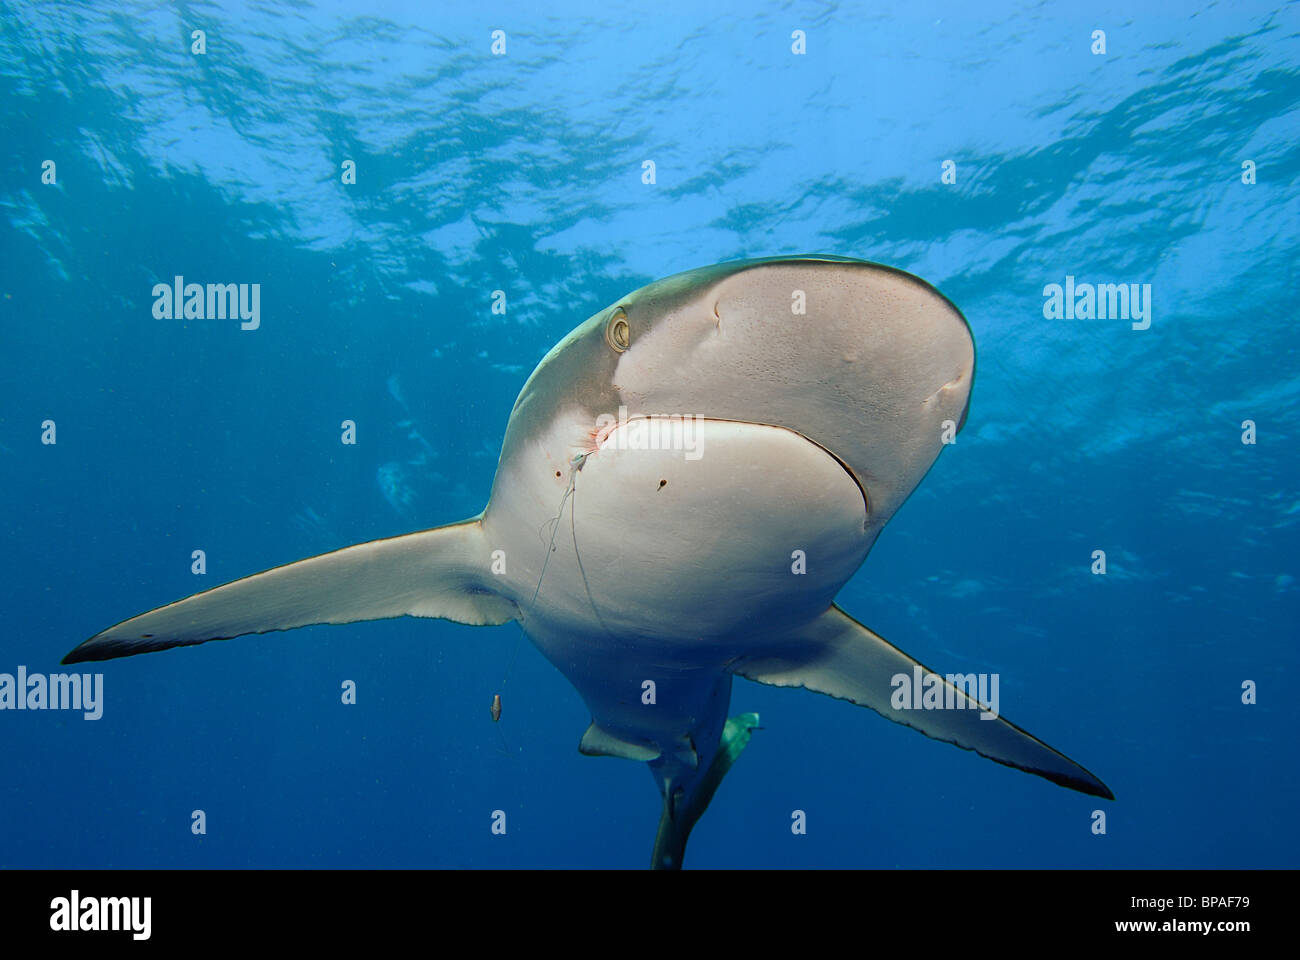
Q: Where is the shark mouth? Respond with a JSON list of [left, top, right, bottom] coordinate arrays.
[[585, 413, 869, 521]]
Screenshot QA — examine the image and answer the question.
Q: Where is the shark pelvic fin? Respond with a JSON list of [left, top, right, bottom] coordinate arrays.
[[651, 712, 760, 870], [579, 723, 661, 762], [62, 517, 516, 664]]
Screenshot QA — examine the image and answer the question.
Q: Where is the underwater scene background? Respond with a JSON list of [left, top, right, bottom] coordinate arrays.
[[1, 0, 1297, 868]]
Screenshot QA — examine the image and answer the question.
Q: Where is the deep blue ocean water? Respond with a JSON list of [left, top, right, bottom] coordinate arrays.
[[1, 1, 1296, 869]]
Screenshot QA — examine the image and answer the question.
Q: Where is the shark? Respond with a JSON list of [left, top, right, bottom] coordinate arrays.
[[63, 255, 1113, 868]]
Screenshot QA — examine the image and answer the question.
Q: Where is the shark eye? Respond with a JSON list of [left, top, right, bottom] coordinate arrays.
[[605, 308, 630, 353]]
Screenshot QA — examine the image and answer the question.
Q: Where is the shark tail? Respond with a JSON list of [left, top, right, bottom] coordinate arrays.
[[651, 712, 760, 870]]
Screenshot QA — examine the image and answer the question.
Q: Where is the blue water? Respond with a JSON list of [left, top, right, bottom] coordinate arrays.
[[2, 0, 1297, 869]]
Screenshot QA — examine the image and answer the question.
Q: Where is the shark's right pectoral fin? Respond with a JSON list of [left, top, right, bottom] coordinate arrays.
[[730, 605, 1113, 800], [62, 517, 517, 664]]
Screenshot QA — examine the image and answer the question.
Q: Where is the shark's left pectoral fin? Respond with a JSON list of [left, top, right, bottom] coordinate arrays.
[[730, 605, 1113, 800], [62, 518, 517, 664]]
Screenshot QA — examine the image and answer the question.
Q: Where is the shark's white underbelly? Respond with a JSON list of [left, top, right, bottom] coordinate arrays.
[[485, 416, 872, 747]]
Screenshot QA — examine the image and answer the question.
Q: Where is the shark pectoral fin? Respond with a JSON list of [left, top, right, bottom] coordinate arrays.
[[652, 712, 760, 870], [62, 517, 517, 664], [731, 606, 1114, 800], [579, 723, 661, 761]]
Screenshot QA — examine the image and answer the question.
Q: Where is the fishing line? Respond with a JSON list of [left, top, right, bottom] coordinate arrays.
[[499, 451, 587, 692], [492, 712, 516, 762], [492, 453, 590, 762], [569, 467, 617, 641], [483, 693, 516, 762]]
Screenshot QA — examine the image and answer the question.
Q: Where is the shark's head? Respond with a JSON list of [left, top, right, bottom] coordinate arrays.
[[584, 256, 975, 533], [499, 255, 973, 561]]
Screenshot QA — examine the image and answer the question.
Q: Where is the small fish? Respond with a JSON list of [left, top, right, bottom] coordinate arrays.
[[490, 693, 502, 723]]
